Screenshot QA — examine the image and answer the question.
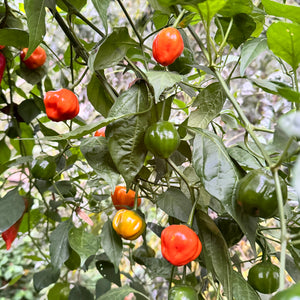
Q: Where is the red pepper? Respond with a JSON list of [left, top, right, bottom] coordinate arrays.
[[20, 46, 47, 69], [94, 127, 106, 137], [0, 45, 5, 50], [44, 89, 80, 122], [0, 52, 6, 85], [161, 224, 202, 266]]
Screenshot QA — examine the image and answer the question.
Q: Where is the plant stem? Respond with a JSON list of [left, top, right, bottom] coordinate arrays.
[[172, 9, 186, 28], [271, 136, 295, 170]]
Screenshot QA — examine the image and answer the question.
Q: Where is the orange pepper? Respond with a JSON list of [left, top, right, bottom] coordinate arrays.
[[111, 186, 141, 210], [20, 46, 47, 69]]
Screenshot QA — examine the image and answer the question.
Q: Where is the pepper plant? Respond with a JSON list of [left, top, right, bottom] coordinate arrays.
[[0, 0, 300, 299]]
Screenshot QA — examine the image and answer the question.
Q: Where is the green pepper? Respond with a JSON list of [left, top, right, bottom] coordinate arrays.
[[132, 245, 155, 265], [31, 156, 56, 180], [144, 121, 180, 159], [168, 49, 194, 75], [168, 285, 198, 300], [247, 260, 280, 294], [235, 169, 287, 218], [214, 214, 244, 247], [271, 282, 300, 300]]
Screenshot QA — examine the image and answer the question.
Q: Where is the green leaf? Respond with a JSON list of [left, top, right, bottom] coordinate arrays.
[[19, 209, 42, 233], [10, 122, 34, 156], [87, 73, 114, 118], [156, 187, 193, 223], [68, 226, 100, 266], [188, 82, 226, 128], [50, 219, 74, 268], [219, 0, 253, 17], [24, 0, 46, 57], [0, 29, 29, 48], [18, 99, 41, 123], [240, 38, 268, 76], [232, 271, 260, 300], [0, 189, 25, 232], [100, 220, 123, 273], [17, 64, 47, 85], [0, 138, 11, 165], [251, 79, 300, 103], [80, 137, 119, 190], [97, 285, 145, 300], [262, 0, 300, 24], [91, 0, 110, 33], [95, 253, 121, 286], [267, 22, 300, 69], [196, 211, 232, 299], [275, 252, 300, 282], [48, 282, 70, 300], [146, 71, 182, 102], [69, 284, 93, 300], [292, 155, 300, 204], [278, 111, 300, 138], [96, 278, 111, 298], [56, 0, 87, 12], [33, 266, 60, 292], [107, 82, 151, 186], [94, 27, 138, 70]]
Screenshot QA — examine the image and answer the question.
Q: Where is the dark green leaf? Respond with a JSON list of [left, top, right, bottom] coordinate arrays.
[[87, 73, 114, 118], [188, 82, 226, 128], [33, 266, 60, 292], [94, 27, 138, 70], [50, 219, 73, 268], [96, 278, 111, 298], [219, 0, 253, 17], [17, 64, 47, 85], [91, 0, 110, 33], [262, 0, 300, 24], [100, 220, 123, 273], [0, 189, 25, 232], [95, 253, 121, 286], [267, 22, 300, 69], [97, 285, 145, 300], [24, 0, 46, 57], [240, 38, 268, 76], [0, 29, 29, 48], [68, 226, 100, 266], [275, 252, 300, 282], [49, 181, 76, 198], [0, 138, 11, 165], [69, 284, 93, 300], [18, 99, 41, 123]]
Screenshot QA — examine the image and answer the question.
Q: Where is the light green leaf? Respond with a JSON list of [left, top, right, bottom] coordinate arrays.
[[267, 22, 300, 69], [91, 0, 110, 33], [0, 138, 11, 165], [97, 285, 146, 300], [0, 29, 29, 48]]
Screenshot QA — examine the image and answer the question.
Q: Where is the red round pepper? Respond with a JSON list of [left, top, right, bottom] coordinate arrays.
[[111, 186, 141, 210], [161, 224, 202, 266], [0, 52, 5, 85], [94, 127, 106, 137], [20, 46, 47, 69], [152, 27, 184, 66], [44, 89, 80, 122]]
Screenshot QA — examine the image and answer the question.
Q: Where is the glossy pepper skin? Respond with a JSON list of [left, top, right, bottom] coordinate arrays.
[[0, 52, 6, 85], [168, 285, 198, 300], [271, 282, 300, 300], [152, 27, 184, 66], [111, 186, 141, 210], [248, 260, 280, 294], [214, 214, 244, 247], [20, 46, 46, 69], [144, 121, 180, 159], [112, 209, 146, 240], [161, 224, 202, 266], [94, 127, 106, 137], [44, 89, 79, 122], [235, 169, 287, 218], [132, 245, 155, 265], [31, 156, 56, 180]]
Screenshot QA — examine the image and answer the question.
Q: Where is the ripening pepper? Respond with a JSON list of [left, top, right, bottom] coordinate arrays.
[[111, 186, 141, 210], [271, 282, 300, 300], [94, 127, 106, 137], [44, 89, 80, 122], [0, 52, 6, 85], [235, 169, 287, 218], [168, 285, 198, 300], [112, 209, 146, 240], [161, 224, 202, 266], [152, 27, 184, 66], [31, 156, 56, 180], [144, 121, 180, 158], [248, 260, 280, 294], [20, 46, 47, 69]]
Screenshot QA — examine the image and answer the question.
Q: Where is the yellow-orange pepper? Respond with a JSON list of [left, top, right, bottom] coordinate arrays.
[[112, 209, 145, 240]]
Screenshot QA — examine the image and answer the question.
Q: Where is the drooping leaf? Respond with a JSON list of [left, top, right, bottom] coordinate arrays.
[[80, 137, 120, 190], [91, 0, 110, 33], [94, 27, 138, 70], [0, 29, 29, 48], [240, 37, 268, 76], [87, 73, 114, 118], [267, 22, 300, 69], [69, 284, 94, 300], [33, 266, 60, 292], [262, 0, 300, 24], [146, 71, 182, 102], [0, 189, 25, 232], [100, 219, 123, 272], [188, 82, 226, 128], [24, 0, 46, 57], [196, 210, 232, 300], [68, 226, 100, 266], [49, 219, 74, 268]]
